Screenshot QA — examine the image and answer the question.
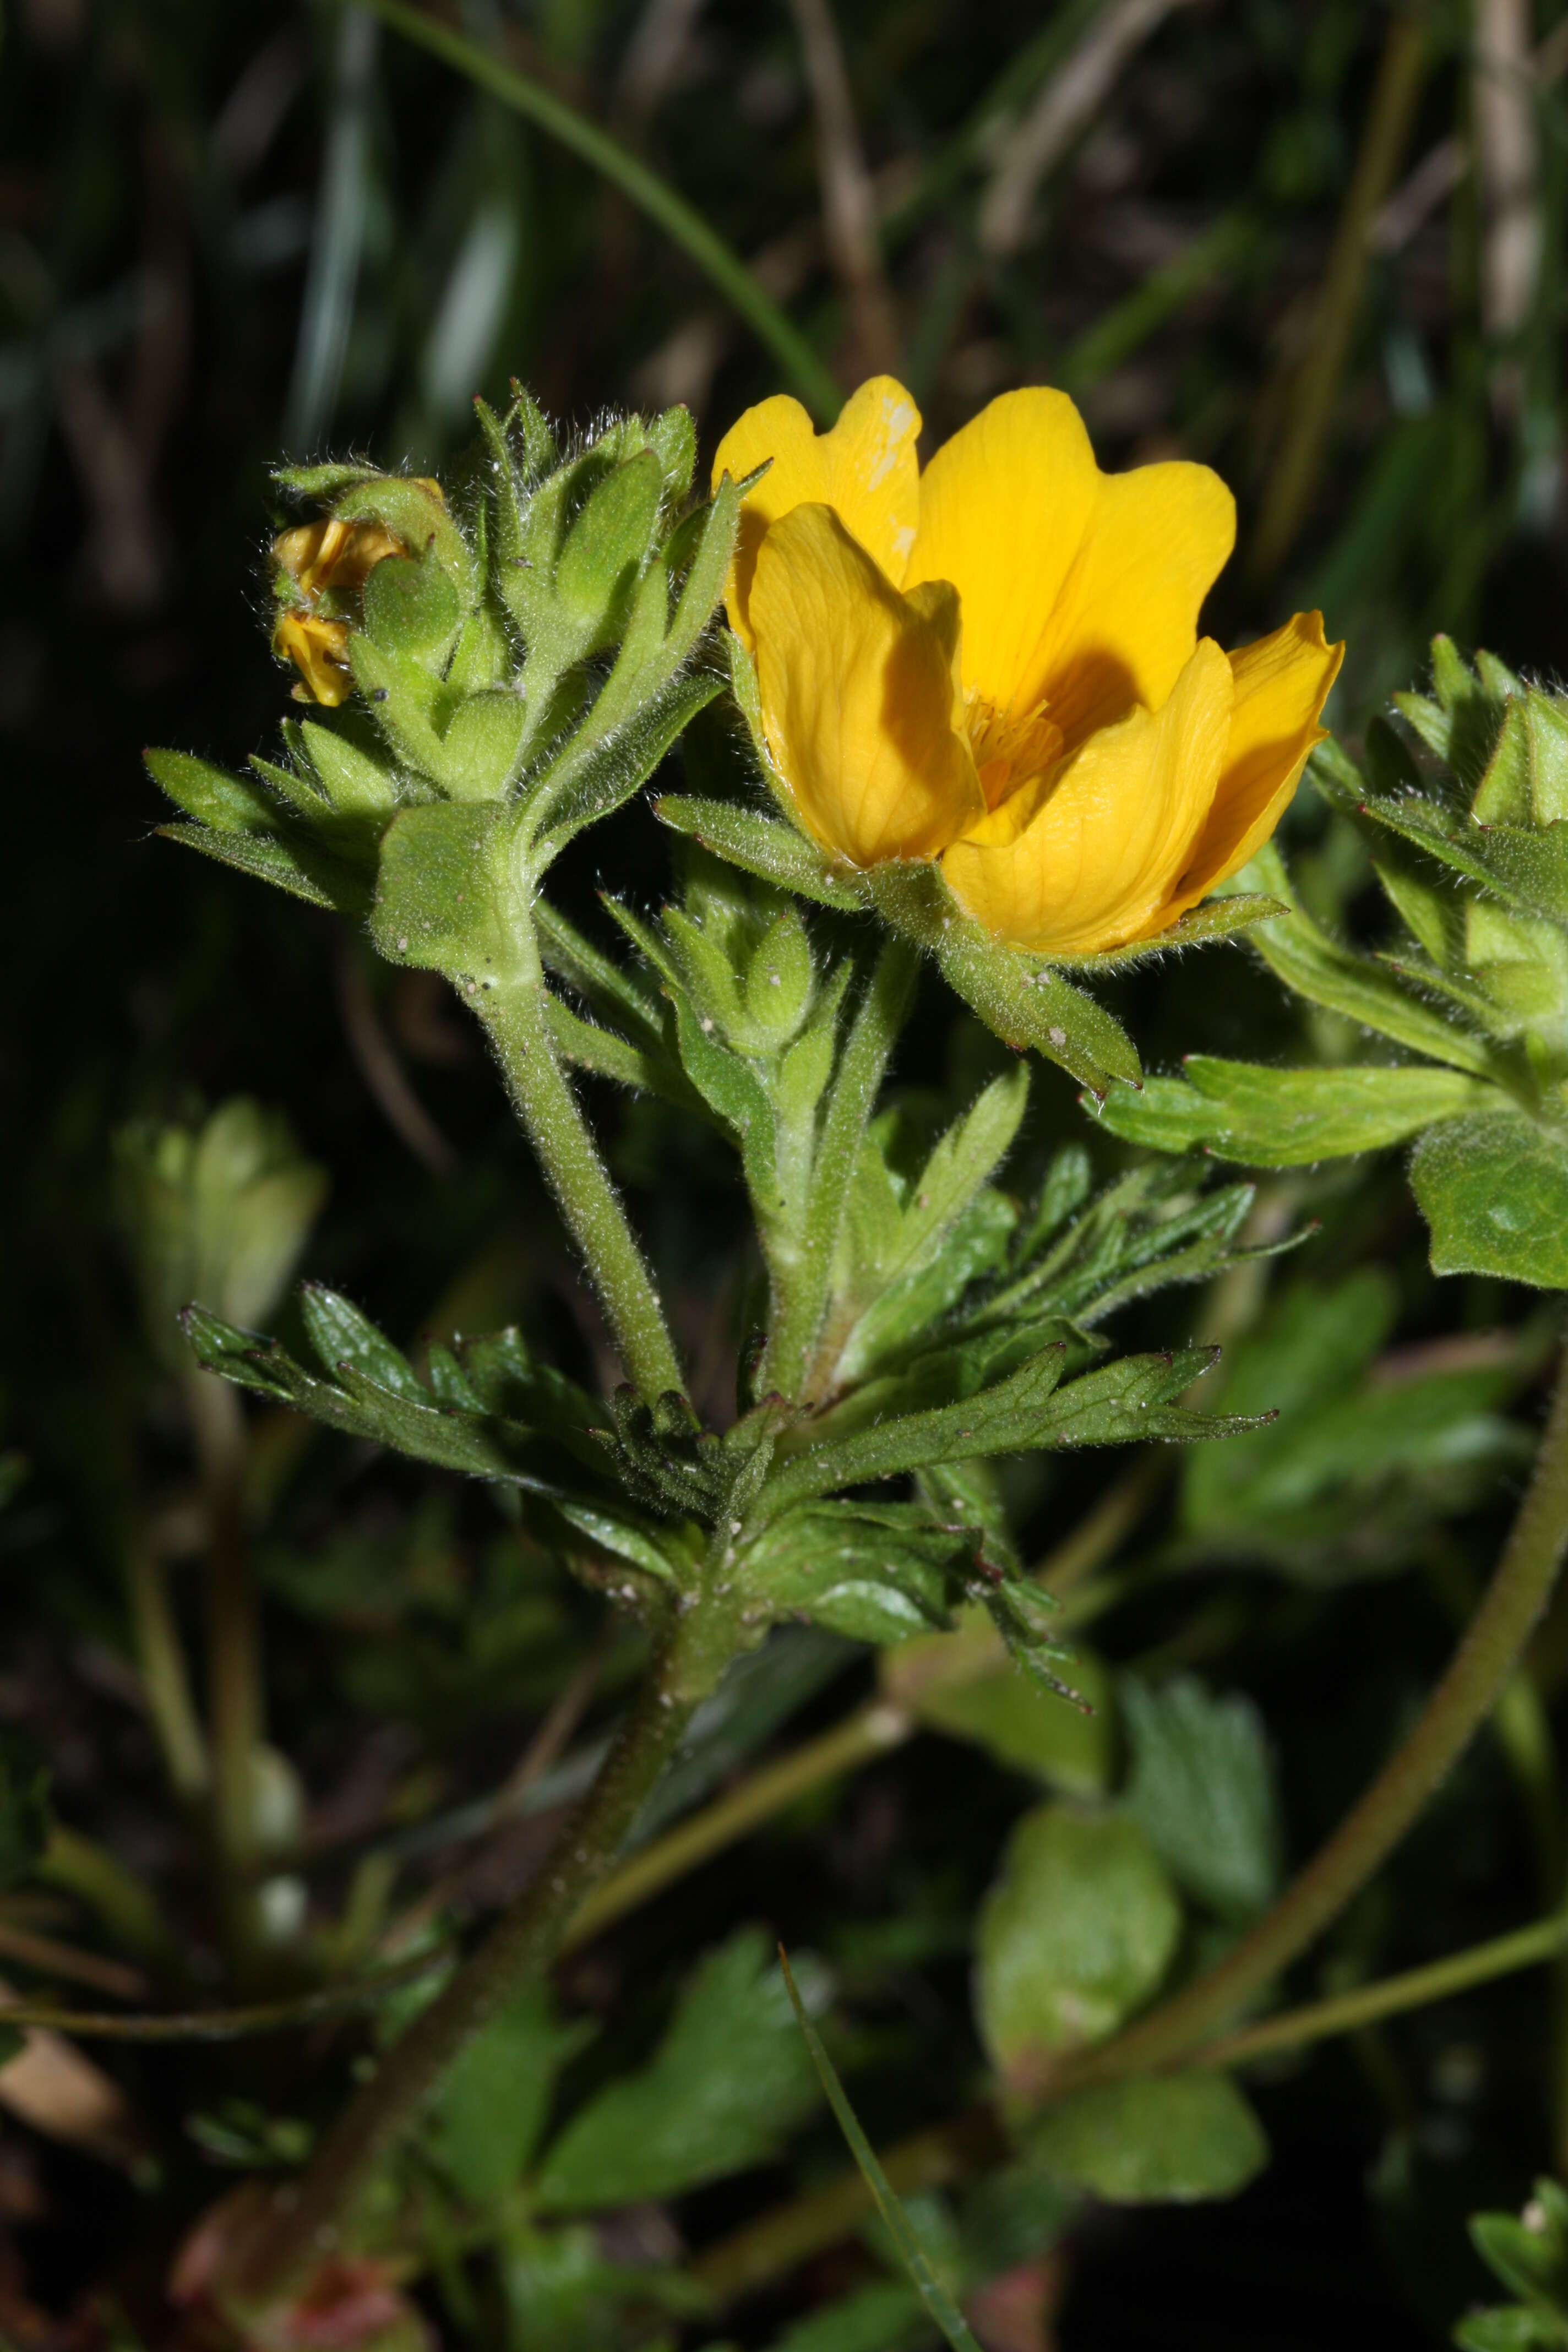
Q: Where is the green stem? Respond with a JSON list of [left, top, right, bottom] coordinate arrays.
[[1196, 1909, 1568, 2071], [228, 1600, 738, 2310], [187, 1371, 264, 1905], [1055, 1326, 1568, 2091], [565, 1698, 913, 1951], [360, 0, 841, 422], [123, 1526, 209, 1806], [0, 1953, 445, 2041], [480, 982, 683, 1401]]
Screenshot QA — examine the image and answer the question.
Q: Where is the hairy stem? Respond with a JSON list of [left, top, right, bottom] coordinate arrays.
[[229, 1602, 736, 2309], [480, 982, 683, 1402], [571, 1479, 1149, 1946], [1055, 1326, 1568, 2090]]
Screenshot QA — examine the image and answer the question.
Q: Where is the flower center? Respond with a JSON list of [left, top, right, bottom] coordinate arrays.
[[962, 692, 1064, 812]]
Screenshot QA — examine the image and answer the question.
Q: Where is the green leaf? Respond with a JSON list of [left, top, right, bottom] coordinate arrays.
[[743, 1501, 978, 1643], [832, 1066, 1031, 1388], [1411, 1113, 1568, 1287], [1090, 1056, 1495, 1166], [156, 821, 342, 911], [1026, 2073, 1267, 2203], [297, 1284, 424, 1400], [778, 1950, 985, 2352], [532, 1930, 823, 2209], [766, 2281, 927, 2352], [655, 793, 867, 911], [182, 1306, 570, 1492], [369, 799, 531, 984], [425, 1984, 587, 2206], [532, 670, 723, 865], [145, 748, 280, 834], [764, 1345, 1070, 1509], [974, 1805, 1180, 2077], [914, 1635, 1114, 1796], [1472, 2188, 1568, 2311], [1239, 834, 1499, 1079], [1177, 1270, 1532, 1574], [1120, 1675, 1283, 1923]]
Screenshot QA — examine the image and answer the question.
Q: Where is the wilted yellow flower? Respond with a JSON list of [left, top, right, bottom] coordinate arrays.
[[712, 378, 1343, 957], [270, 510, 421, 704], [271, 611, 354, 707], [271, 515, 406, 602]]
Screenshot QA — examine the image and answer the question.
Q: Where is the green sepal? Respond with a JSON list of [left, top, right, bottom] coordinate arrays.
[[654, 793, 867, 911], [330, 474, 473, 601], [361, 550, 462, 666], [867, 863, 1142, 1095], [1065, 894, 1288, 974], [1088, 1056, 1498, 1166], [270, 459, 380, 499]]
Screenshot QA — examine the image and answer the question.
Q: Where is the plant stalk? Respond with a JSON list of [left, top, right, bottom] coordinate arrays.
[[1196, 1908, 1568, 2071], [187, 1371, 264, 1904], [123, 1525, 209, 1806], [1054, 1326, 1568, 2090], [228, 1601, 735, 2310], [480, 981, 684, 1401]]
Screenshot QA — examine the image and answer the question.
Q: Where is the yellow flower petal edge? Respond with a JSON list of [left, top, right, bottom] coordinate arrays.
[[941, 640, 1234, 956], [1145, 611, 1344, 937], [750, 504, 985, 868], [711, 375, 922, 651], [905, 387, 1236, 749]]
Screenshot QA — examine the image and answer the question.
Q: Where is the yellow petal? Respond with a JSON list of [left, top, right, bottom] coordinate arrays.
[[750, 503, 984, 867], [905, 387, 1234, 747], [1147, 611, 1344, 933], [711, 376, 923, 648], [941, 639, 1234, 956], [272, 517, 405, 599], [274, 612, 352, 705]]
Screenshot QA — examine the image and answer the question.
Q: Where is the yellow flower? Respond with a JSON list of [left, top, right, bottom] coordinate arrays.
[[712, 378, 1343, 957], [270, 508, 427, 704]]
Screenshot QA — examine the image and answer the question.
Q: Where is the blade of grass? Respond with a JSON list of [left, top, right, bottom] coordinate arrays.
[[778, 1946, 985, 2352], [358, 0, 841, 421]]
